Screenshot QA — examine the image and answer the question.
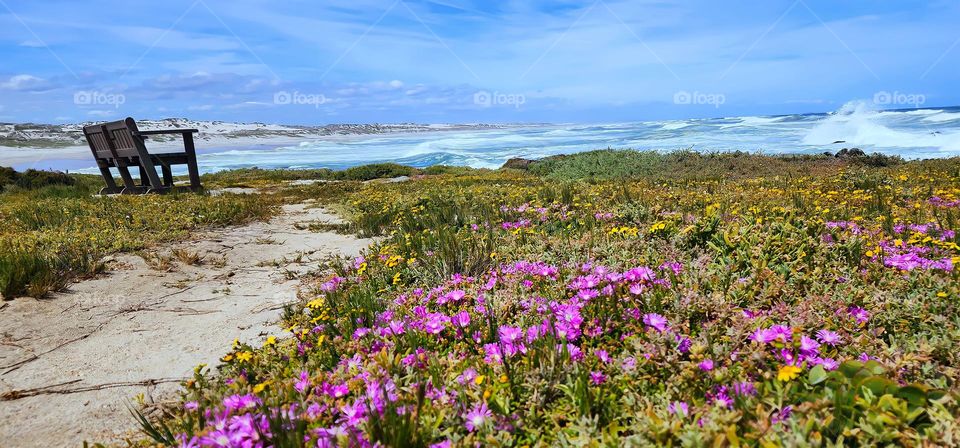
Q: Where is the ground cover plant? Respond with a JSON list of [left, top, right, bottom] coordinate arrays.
[[30, 150, 960, 446], [0, 167, 280, 299]]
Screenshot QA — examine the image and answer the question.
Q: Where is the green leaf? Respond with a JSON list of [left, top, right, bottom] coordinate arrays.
[[838, 360, 865, 379], [860, 376, 897, 396], [895, 384, 929, 407], [808, 364, 828, 385], [864, 360, 886, 375]]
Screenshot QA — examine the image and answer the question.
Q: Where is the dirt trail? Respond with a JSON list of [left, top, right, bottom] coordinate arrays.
[[0, 202, 370, 447]]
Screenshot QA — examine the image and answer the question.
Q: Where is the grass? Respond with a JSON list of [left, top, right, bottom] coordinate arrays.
[[0, 169, 278, 298]]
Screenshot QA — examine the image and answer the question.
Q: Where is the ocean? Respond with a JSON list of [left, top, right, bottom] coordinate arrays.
[[26, 101, 960, 174]]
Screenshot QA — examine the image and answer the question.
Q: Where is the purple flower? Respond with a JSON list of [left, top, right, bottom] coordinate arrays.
[[848, 306, 869, 325], [184, 401, 199, 411], [458, 368, 478, 385], [423, 312, 450, 335], [498, 326, 523, 344], [595, 349, 611, 364], [712, 392, 734, 409], [176, 434, 199, 448], [339, 400, 366, 428], [325, 382, 349, 399], [643, 313, 668, 332], [624, 266, 655, 282], [589, 371, 606, 385], [820, 358, 839, 370], [483, 343, 503, 364], [222, 394, 257, 411], [430, 441, 452, 448], [816, 329, 842, 346], [733, 381, 756, 397], [668, 401, 689, 417], [800, 336, 820, 357], [751, 325, 792, 344], [771, 405, 793, 425], [675, 335, 692, 353], [464, 402, 493, 432], [698, 359, 715, 371], [552, 303, 584, 341], [564, 344, 584, 362], [294, 370, 311, 393], [453, 311, 471, 328], [440, 289, 466, 304]]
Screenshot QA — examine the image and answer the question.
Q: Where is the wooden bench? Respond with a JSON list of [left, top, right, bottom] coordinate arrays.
[[83, 117, 202, 194]]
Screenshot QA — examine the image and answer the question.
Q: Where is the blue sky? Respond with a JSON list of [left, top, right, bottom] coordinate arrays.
[[1, 0, 958, 124]]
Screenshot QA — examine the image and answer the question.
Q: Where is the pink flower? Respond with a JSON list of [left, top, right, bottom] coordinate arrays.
[[464, 402, 493, 432], [848, 306, 869, 325], [339, 400, 366, 427], [453, 311, 471, 328], [423, 312, 450, 334], [668, 401, 689, 417], [642, 313, 668, 332], [816, 329, 842, 346], [294, 370, 311, 393], [595, 349, 611, 364], [698, 359, 714, 371], [589, 371, 607, 385], [498, 325, 523, 344], [222, 394, 258, 411]]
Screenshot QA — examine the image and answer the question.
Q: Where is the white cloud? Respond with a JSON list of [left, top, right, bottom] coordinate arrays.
[[0, 75, 51, 92]]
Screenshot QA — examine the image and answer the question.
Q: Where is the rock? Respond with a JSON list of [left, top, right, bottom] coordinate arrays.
[[835, 148, 866, 158], [501, 158, 536, 170]]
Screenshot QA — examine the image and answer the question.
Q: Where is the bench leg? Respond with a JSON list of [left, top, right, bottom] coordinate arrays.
[[115, 163, 139, 192], [183, 133, 202, 191], [97, 166, 121, 195], [161, 164, 173, 187]]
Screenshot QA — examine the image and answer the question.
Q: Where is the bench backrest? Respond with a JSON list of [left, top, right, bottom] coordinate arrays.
[[82, 118, 143, 161]]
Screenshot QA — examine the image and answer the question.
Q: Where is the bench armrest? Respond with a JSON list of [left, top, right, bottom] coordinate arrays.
[[136, 129, 199, 136]]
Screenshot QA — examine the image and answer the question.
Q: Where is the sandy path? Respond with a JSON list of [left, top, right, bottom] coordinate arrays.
[[0, 202, 370, 447]]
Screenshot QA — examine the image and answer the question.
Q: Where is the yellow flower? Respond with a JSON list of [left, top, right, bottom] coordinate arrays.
[[263, 336, 277, 347], [499, 374, 509, 383], [252, 381, 270, 394], [235, 351, 253, 362], [937, 292, 948, 298], [474, 375, 485, 385], [777, 365, 802, 382], [356, 262, 368, 275]]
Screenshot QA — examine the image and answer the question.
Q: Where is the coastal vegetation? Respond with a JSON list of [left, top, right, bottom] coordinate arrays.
[[3, 149, 960, 446]]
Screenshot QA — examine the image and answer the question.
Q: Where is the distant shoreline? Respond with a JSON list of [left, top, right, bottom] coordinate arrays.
[[1, 121, 545, 171]]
